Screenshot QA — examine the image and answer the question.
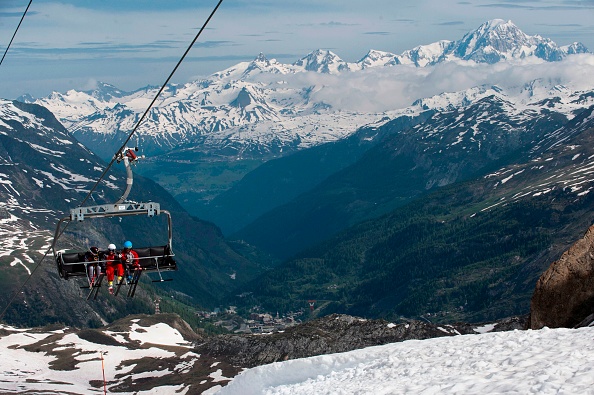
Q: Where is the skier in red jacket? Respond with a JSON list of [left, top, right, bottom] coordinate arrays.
[[105, 243, 124, 294], [120, 240, 141, 283]]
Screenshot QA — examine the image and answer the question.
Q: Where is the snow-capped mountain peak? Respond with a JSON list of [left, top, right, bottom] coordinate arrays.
[[564, 42, 589, 55], [212, 53, 293, 81], [293, 49, 350, 74], [356, 49, 397, 69], [31, 20, 594, 162], [393, 40, 452, 67], [442, 18, 585, 63], [242, 53, 293, 78], [453, 19, 530, 58], [86, 81, 129, 101]]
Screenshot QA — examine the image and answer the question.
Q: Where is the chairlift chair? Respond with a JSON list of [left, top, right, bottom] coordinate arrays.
[[51, 147, 176, 297]]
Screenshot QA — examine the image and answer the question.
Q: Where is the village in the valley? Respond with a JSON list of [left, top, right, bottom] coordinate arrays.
[[195, 300, 317, 334]]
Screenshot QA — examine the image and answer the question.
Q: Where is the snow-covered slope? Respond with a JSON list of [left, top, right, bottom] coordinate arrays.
[[0, 100, 122, 271], [214, 326, 594, 395], [31, 20, 592, 161], [478, 105, 594, 211], [3, 314, 590, 395], [0, 314, 236, 394]]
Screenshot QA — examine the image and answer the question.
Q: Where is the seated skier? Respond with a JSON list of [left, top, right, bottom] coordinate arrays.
[[84, 246, 103, 286], [120, 240, 141, 284], [105, 243, 124, 294]]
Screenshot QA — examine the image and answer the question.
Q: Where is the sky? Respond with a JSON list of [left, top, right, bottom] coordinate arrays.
[[0, 0, 593, 99], [211, 325, 594, 395]]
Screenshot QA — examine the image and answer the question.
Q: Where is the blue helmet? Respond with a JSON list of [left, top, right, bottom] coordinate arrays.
[[123, 240, 132, 249]]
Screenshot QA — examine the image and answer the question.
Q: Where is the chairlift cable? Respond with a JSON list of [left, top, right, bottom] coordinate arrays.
[[0, 0, 33, 67], [0, 0, 224, 322], [79, 0, 224, 208]]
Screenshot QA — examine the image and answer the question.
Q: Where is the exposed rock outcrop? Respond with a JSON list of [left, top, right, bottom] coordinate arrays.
[[196, 314, 527, 368], [530, 224, 594, 329]]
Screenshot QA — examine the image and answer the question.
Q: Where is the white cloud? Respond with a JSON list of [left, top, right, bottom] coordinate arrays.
[[253, 54, 594, 113], [1, 1, 593, 99]]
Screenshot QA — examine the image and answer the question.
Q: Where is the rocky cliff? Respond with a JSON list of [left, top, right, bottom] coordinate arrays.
[[530, 224, 594, 329]]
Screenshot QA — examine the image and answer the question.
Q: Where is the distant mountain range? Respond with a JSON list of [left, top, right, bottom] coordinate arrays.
[[21, 19, 594, 234], [3, 19, 594, 326], [27, 19, 590, 162]]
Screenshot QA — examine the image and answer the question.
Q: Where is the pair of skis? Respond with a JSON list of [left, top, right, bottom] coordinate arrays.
[[82, 269, 142, 299], [126, 269, 143, 298], [84, 273, 105, 300]]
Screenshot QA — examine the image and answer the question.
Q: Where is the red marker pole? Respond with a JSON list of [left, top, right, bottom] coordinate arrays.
[[100, 351, 107, 394]]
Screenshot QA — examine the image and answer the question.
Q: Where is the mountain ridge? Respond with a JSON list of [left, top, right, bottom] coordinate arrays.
[[230, 92, 575, 259], [27, 19, 591, 162], [229, 104, 594, 322]]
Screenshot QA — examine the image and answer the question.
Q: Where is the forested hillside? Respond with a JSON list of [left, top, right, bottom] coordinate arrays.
[[233, 95, 568, 260], [231, 106, 594, 323]]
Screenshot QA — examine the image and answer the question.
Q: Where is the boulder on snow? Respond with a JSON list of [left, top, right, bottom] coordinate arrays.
[[530, 224, 594, 329]]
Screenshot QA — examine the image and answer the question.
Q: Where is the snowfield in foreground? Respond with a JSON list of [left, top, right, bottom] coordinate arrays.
[[211, 326, 594, 395], [0, 320, 198, 394], [2, 320, 594, 394]]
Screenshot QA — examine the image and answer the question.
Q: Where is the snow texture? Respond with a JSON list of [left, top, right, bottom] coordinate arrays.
[[0, 323, 194, 394], [212, 326, 594, 395]]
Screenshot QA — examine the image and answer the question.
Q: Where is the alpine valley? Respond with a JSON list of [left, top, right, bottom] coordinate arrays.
[[2, 18, 594, 329], [29, 19, 593, 224]]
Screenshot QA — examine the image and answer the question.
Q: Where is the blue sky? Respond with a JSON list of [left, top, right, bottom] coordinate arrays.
[[0, 0, 593, 99]]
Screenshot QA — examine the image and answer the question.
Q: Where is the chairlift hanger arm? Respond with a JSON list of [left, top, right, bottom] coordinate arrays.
[[115, 147, 144, 204]]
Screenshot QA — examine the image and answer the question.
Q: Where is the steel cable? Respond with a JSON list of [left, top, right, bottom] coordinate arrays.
[[0, 0, 32, 67]]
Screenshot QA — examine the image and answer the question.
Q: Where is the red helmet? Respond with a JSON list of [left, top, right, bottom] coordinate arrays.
[[89, 246, 99, 255]]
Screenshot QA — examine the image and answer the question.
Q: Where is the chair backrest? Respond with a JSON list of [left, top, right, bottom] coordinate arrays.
[[135, 247, 151, 258], [135, 245, 176, 271], [56, 245, 176, 279], [61, 252, 85, 264]]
